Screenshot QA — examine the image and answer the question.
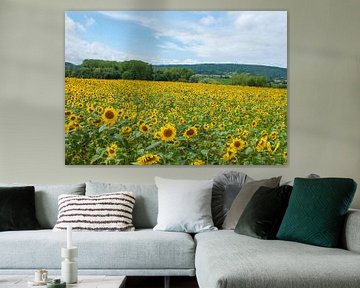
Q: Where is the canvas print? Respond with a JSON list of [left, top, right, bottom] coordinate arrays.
[[65, 11, 287, 165]]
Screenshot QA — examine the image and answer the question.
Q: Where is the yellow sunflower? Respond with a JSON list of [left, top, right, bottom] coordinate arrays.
[[69, 114, 78, 122], [230, 138, 246, 151], [153, 131, 161, 139], [102, 107, 118, 126], [65, 121, 80, 133], [191, 159, 205, 165], [283, 151, 288, 159], [86, 105, 95, 113], [106, 143, 118, 158], [270, 131, 279, 140], [241, 130, 249, 138], [139, 123, 150, 134], [222, 148, 237, 161], [136, 154, 161, 165], [183, 126, 198, 140], [159, 124, 176, 142], [256, 136, 268, 152], [121, 126, 132, 134]]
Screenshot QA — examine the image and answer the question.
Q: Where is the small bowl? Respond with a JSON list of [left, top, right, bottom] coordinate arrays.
[[47, 279, 66, 288]]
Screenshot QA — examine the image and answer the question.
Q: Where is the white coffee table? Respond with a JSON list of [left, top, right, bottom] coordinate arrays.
[[0, 275, 126, 288]]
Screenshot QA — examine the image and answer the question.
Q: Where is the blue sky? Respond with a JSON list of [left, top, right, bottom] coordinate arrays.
[[65, 11, 287, 68]]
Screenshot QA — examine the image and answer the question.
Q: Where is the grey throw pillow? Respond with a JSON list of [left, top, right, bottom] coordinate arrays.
[[153, 177, 217, 233], [212, 171, 251, 228], [222, 176, 281, 230]]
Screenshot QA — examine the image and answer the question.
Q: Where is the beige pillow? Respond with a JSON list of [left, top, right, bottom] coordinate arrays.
[[222, 177, 281, 230]]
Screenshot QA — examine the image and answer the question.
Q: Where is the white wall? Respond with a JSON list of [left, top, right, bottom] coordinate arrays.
[[0, 0, 359, 208]]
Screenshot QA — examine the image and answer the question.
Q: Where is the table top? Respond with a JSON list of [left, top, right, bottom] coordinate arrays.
[[0, 275, 126, 288]]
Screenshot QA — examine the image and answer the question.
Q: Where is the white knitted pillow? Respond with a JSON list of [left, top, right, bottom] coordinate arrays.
[[53, 192, 135, 231]]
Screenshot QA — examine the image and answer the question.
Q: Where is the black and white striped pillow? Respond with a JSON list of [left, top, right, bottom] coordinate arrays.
[[53, 192, 136, 231]]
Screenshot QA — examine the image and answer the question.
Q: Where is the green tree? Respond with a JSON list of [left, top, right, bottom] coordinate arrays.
[[120, 60, 153, 80]]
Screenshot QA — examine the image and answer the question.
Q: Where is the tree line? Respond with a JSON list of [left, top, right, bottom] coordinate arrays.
[[65, 59, 194, 83], [65, 59, 284, 87]]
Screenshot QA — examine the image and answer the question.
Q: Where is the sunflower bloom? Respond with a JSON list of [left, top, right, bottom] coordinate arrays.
[[102, 107, 118, 126], [106, 143, 118, 158], [121, 126, 132, 134], [139, 123, 150, 134], [69, 114, 78, 122], [154, 132, 161, 139], [136, 154, 161, 165], [241, 130, 249, 138], [270, 131, 279, 140], [191, 159, 205, 165], [183, 126, 198, 140], [283, 151, 288, 159], [86, 105, 95, 113], [256, 137, 268, 152], [65, 121, 80, 133], [222, 148, 237, 161], [160, 124, 176, 142], [230, 138, 246, 151]]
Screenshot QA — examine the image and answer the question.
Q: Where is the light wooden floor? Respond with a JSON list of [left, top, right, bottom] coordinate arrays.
[[126, 276, 199, 288]]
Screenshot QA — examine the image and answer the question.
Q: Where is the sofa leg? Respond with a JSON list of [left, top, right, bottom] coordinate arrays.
[[164, 276, 170, 288]]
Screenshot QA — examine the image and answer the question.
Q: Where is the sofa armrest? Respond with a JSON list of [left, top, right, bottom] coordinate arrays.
[[342, 209, 360, 253]]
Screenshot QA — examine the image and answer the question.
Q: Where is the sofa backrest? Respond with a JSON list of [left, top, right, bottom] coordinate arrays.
[[0, 182, 86, 229], [86, 181, 158, 229]]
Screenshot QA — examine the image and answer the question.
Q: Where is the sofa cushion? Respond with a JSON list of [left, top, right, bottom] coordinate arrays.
[[0, 183, 86, 229], [222, 176, 281, 229], [0, 186, 40, 231], [53, 192, 136, 232], [0, 229, 195, 272], [234, 185, 292, 239], [195, 230, 360, 288], [153, 177, 216, 233], [85, 181, 158, 229], [277, 178, 357, 247], [212, 171, 250, 228]]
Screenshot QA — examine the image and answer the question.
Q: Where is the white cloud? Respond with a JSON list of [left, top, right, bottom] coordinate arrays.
[[92, 11, 287, 67], [65, 13, 132, 64], [199, 15, 217, 26], [85, 16, 95, 28], [65, 13, 85, 34]]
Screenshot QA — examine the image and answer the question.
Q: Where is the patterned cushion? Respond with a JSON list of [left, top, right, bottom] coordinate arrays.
[[53, 192, 136, 232], [277, 178, 357, 247]]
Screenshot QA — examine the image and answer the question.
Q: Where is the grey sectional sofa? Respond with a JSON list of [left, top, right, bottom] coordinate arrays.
[[1, 181, 360, 288]]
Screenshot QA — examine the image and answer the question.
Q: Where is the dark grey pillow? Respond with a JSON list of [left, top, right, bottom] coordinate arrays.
[[0, 186, 41, 231], [223, 176, 282, 230], [235, 185, 292, 239], [212, 171, 251, 228]]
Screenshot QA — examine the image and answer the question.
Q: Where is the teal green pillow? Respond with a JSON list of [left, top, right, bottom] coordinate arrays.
[[276, 177, 357, 247]]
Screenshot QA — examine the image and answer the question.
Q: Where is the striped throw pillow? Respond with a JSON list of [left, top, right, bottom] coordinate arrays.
[[53, 192, 136, 231]]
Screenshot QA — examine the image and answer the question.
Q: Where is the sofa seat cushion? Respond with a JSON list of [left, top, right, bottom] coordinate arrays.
[[195, 230, 360, 288], [0, 229, 195, 271]]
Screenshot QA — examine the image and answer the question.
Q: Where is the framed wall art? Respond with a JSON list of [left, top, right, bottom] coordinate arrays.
[[65, 11, 287, 165]]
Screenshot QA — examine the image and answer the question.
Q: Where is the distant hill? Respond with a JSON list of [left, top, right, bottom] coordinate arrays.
[[154, 63, 287, 81], [65, 62, 78, 69], [65, 60, 287, 87]]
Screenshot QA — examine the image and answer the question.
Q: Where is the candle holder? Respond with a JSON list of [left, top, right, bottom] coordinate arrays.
[[61, 247, 78, 284]]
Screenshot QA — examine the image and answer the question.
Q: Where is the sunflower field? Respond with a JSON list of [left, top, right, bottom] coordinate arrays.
[[65, 77, 287, 165]]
